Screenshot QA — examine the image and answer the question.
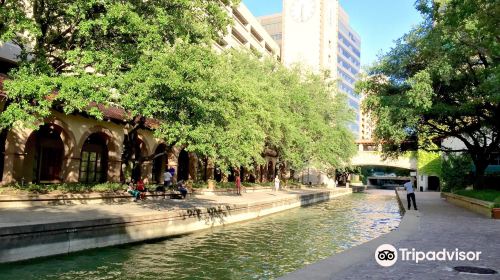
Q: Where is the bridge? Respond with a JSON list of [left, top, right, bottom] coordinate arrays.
[[351, 140, 417, 170]]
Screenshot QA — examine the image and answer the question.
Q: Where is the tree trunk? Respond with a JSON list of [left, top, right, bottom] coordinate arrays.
[[473, 159, 488, 190], [203, 156, 208, 182]]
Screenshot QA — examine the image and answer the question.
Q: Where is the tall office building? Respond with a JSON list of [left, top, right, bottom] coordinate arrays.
[[337, 6, 362, 137], [258, 0, 362, 137]]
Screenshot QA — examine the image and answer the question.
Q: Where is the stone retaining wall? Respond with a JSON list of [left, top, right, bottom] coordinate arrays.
[[441, 192, 494, 218], [0, 187, 294, 208]]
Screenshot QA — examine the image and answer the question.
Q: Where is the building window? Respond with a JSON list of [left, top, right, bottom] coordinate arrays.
[[26, 124, 65, 183], [79, 133, 108, 183], [489, 153, 500, 166], [271, 33, 282, 40], [338, 33, 361, 57]]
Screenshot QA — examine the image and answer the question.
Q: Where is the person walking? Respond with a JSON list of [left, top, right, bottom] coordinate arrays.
[[404, 178, 418, 210], [274, 175, 280, 192], [163, 169, 172, 189], [235, 175, 241, 196]]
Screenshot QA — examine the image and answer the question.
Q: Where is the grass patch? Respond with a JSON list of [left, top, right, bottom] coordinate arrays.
[[454, 189, 500, 207]]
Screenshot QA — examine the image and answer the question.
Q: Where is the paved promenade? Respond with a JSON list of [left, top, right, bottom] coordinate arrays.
[[0, 188, 338, 228], [282, 190, 500, 280]]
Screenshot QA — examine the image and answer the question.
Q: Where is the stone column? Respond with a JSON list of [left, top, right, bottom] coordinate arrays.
[[107, 159, 122, 183], [2, 152, 23, 183], [62, 157, 80, 183], [167, 147, 179, 183], [188, 153, 198, 181], [206, 158, 215, 180], [141, 161, 152, 184]]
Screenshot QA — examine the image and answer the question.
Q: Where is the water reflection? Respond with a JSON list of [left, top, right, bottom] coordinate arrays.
[[0, 193, 400, 280]]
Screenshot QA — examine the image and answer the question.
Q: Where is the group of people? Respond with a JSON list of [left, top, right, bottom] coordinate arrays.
[[127, 179, 147, 202], [129, 170, 284, 200], [126, 169, 188, 201]]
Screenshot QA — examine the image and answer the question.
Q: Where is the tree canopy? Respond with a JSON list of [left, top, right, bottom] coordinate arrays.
[[358, 0, 499, 187], [0, 0, 356, 181]]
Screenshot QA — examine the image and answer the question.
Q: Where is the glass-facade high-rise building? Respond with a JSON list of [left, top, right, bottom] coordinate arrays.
[[337, 7, 361, 137]]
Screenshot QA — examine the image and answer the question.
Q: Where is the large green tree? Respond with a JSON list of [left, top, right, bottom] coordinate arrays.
[[224, 51, 356, 174], [0, 0, 238, 181], [0, 0, 355, 183], [359, 0, 499, 188]]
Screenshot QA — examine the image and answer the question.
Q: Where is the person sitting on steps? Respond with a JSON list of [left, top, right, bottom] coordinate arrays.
[[177, 180, 188, 199], [127, 180, 141, 202], [136, 179, 148, 200]]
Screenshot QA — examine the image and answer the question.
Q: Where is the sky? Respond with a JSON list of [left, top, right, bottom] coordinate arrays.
[[242, 0, 424, 67]]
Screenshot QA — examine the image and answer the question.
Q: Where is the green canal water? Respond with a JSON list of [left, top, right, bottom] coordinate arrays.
[[0, 193, 401, 280]]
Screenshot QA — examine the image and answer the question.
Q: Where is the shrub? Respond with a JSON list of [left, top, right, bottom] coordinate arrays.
[[441, 154, 473, 192], [9, 182, 126, 194], [454, 189, 500, 208]]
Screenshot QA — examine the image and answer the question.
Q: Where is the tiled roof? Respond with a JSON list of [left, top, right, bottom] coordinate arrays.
[[89, 102, 160, 128], [0, 79, 160, 129]]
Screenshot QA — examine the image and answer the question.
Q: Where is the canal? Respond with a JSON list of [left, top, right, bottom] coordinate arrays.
[[0, 192, 401, 280]]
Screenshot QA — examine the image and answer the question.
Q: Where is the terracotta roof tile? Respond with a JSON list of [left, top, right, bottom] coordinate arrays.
[[89, 102, 160, 129], [0, 77, 160, 129]]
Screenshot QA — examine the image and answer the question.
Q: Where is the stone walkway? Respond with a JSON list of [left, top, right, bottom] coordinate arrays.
[[281, 190, 500, 280], [0, 188, 338, 228]]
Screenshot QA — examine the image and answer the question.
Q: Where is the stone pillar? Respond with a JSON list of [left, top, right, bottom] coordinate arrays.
[[2, 152, 24, 183], [262, 164, 268, 183], [107, 159, 122, 183], [62, 158, 80, 183], [142, 161, 152, 184], [167, 147, 179, 183], [188, 153, 198, 181], [206, 158, 215, 180]]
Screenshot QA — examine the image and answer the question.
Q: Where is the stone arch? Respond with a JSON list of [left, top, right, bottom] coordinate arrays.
[[151, 143, 168, 184], [136, 133, 152, 158], [4, 118, 77, 184], [131, 136, 150, 182], [78, 132, 110, 183], [267, 160, 275, 181], [77, 126, 120, 161], [177, 148, 190, 181], [79, 126, 123, 183], [214, 165, 223, 182], [44, 116, 77, 158], [23, 123, 68, 183]]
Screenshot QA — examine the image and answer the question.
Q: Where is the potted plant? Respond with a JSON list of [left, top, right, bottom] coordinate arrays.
[[492, 199, 500, 219]]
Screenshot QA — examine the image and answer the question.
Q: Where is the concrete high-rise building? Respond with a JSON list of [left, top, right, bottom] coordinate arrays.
[[215, 3, 280, 60], [257, 14, 283, 56], [258, 0, 362, 137]]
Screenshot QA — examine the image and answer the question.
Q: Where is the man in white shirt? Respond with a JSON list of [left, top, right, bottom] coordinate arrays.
[[403, 178, 418, 210], [164, 170, 172, 187]]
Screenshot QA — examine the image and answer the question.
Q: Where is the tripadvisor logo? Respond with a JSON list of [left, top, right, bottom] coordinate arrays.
[[375, 244, 398, 267], [375, 244, 482, 267]]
